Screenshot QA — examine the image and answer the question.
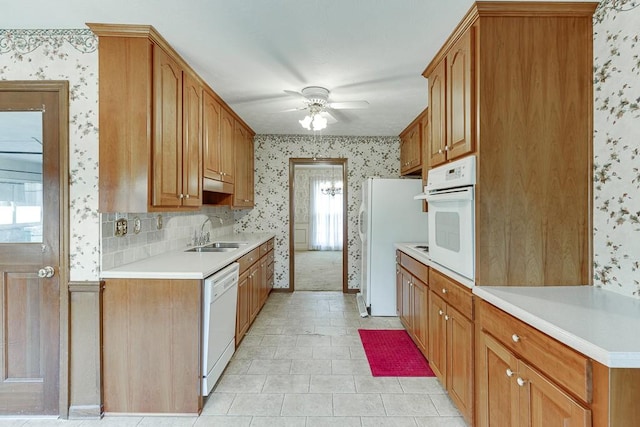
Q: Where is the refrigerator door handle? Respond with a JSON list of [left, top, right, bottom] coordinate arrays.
[[358, 203, 365, 241]]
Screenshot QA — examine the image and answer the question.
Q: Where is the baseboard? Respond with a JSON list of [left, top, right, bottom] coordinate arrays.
[[68, 404, 103, 419]]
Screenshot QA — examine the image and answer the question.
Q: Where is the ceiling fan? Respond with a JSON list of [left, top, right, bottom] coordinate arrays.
[[283, 86, 369, 131]]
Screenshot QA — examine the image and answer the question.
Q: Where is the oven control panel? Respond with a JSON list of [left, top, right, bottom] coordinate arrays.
[[426, 155, 476, 191]]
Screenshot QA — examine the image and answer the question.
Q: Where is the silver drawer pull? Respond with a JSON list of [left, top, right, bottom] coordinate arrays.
[[512, 334, 520, 343], [516, 377, 526, 387], [506, 368, 514, 377], [438, 310, 444, 316], [442, 288, 447, 294], [444, 315, 450, 321]]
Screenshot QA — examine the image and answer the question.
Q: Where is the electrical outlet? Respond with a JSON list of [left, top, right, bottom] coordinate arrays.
[[115, 218, 128, 237]]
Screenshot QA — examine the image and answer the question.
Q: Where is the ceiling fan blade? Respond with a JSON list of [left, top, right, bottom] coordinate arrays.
[[327, 100, 369, 110], [284, 89, 308, 100], [278, 106, 306, 113], [322, 110, 339, 124]]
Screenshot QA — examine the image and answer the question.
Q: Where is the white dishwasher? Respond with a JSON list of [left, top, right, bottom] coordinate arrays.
[[202, 262, 239, 396]]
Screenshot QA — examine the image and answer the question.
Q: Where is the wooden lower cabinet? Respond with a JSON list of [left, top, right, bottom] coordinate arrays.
[[476, 300, 592, 427], [429, 290, 474, 424], [396, 251, 429, 356], [236, 238, 275, 345], [102, 278, 202, 414], [477, 331, 590, 427]]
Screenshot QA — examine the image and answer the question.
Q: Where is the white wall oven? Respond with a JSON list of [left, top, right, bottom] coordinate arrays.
[[417, 156, 476, 281]]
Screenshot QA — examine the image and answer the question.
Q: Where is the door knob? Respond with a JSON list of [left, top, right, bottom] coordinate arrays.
[[38, 266, 55, 278]]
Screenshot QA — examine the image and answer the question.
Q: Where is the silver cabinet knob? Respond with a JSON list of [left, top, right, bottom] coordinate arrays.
[[444, 315, 450, 321], [506, 368, 514, 377], [178, 194, 184, 199], [438, 310, 444, 316], [444, 146, 449, 151], [516, 377, 526, 387], [185, 194, 190, 199], [38, 266, 55, 278], [512, 334, 520, 343], [438, 149, 443, 154], [442, 288, 447, 294]]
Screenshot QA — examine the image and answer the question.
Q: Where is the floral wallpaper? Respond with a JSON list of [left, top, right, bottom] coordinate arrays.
[[0, 29, 100, 281], [593, 0, 640, 297], [234, 134, 400, 290], [4, 6, 640, 299]]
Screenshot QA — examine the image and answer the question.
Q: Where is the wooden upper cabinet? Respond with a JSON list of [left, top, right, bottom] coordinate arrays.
[[203, 90, 223, 181], [220, 109, 236, 185], [89, 23, 253, 212], [180, 71, 203, 207], [233, 122, 254, 208], [399, 121, 421, 175], [426, 28, 474, 168], [152, 47, 202, 208], [446, 29, 473, 161], [151, 46, 184, 207], [428, 61, 447, 167]]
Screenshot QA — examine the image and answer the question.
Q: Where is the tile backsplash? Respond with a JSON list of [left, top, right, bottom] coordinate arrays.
[[100, 206, 234, 270]]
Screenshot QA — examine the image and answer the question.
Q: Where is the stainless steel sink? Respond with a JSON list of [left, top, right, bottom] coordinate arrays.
[[185, 241, 247, 253], [208, 242, 246, 248], [185, 246, 237, 253]]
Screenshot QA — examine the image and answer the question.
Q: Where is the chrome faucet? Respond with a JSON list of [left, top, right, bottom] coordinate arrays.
[[197, 216, 224, 245]]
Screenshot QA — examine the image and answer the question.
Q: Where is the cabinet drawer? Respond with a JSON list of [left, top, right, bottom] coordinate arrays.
[[429, 268, 473, 319], [267, 250, 275, 265], [259, 242, 269, 257], [400, 253, 429, 284], [478, 300, 591, 404], [238, 247, 260, 272]]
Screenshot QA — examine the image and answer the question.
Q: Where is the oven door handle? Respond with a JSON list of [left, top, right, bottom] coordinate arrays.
[[424, 187, 474, 203]]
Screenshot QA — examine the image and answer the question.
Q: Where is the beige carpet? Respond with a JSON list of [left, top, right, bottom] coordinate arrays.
[[294, 250, 343, 291]]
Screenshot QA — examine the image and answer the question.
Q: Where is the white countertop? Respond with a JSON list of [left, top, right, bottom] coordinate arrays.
[[473, 286, 640, 368], [100, 232, 275, 280], [394, 243, 475, 289]]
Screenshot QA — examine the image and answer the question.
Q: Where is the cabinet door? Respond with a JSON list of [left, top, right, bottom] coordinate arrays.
[[476, 332, 520, 427], [446, 304, 474, 423], [259, 257, 269, 307], [446, 29, 474, 161], [428, 60, 447, 167], [411, 277, 429, 355], [428, 290, 447, 381], [203, 90, 222, 180], [249, 263, 260, 322], [236, 270, 250, 344], [220, 109, 235, 184], [234, 123, 254, 208], [152, 45, 183, 207], [519, 363, 591, 427], [182, 72, 202, 207], [400, 124, 421, 175], [400, 268, 412, 330]]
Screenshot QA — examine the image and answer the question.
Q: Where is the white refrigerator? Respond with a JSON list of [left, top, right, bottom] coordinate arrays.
[[358, 178, 428, 316]]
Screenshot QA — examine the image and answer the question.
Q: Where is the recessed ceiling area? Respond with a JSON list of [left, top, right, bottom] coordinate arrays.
[[1, 0, 589, 136]]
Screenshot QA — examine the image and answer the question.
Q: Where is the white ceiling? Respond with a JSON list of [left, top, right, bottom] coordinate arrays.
[[1, 0, 589, 136]]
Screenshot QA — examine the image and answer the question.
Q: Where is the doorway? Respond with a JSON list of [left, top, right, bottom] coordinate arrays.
[[289, 158, 348, 292], [0, 81, 69, 416]]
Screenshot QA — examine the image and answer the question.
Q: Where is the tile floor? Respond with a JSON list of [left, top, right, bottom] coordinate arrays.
[[0, 292, 467, 427]]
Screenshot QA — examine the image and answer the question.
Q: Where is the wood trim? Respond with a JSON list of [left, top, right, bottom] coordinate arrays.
[[67, 404, 102, 419], [68, 281, 103, 293], [289, 158, 349, 293], [86, 23, 254, 133], [422, 1, 598, 77]]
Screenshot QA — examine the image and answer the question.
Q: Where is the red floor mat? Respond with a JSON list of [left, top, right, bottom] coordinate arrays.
[[358, 329, 435, 377]]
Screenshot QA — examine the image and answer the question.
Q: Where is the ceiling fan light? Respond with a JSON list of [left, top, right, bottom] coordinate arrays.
[[299, 115, 312, 130], [312, 114, 327, 131]]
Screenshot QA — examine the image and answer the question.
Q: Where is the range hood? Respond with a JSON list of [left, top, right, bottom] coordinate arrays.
[[203, 177, 233, 195]]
